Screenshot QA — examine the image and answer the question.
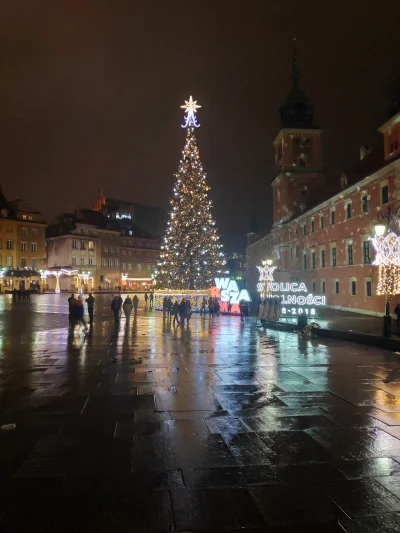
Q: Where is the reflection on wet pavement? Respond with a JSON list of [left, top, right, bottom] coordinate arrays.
[[3, 294, 400, 530]]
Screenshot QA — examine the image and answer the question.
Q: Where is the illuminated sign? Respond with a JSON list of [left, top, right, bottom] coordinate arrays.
[[115, 213, 131, 220], [214, 277, 250, 304], [210, 277, 251, 315], [270, 281, 325, 317]]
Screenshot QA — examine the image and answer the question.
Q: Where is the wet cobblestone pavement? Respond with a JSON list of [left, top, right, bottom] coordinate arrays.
[[3, 295, 400, 531]]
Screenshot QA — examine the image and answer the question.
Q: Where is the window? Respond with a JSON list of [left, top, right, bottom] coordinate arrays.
[[346, 203, 351, 219], [122, 250, 126, 256], [72, 257, 77, 266], [80, 241, 86, 250], [138, 263, 142, 271], [351, 279, 356, 296], [101, 258, 106, 267], [80, 229, 84, 234], [321, 249, 325, 268], [312, 280, 316, 292], [115, 247, 119, 254], [102, 245, 107, 253], [295, 246, 299, 258], [335, 280, 340, 294], [108, 245, 113, 253], [290, 247, 293, 259], [128, 263, 132, 271], [88, 240, 94, 250], [366, 279, 372, 297], [6, 256, 12, 266], [311, 251, 316, 269], [128, 250, 132, 257], [129, 230, 133, 236], [80, 257, 85, 265], [22, 215, 27, 220], [72, 239, 77, 249], [331, 246, 336, 267], [20, 242, 26, 251], [31, 243, 36, 252], [320, 215, 324, 229], [32, 228, 37, 236], [363, 241, 371, 264], [303, 224, 307, 236], [322, 281, 326, 294], [347, 244, 353, 265], [311, 219, 315, 233], [88, 257, 93, 266], [31, 259, 36, 269], [21, 228, 27, 235], [330, 210, 335, 225], [6, 240, 12, 250], [0, 209, 7, 218], [362, 195, 368, 213], [381, 185, 389, 205], [107, 258, 112, 267], [147, 264, 152, 271], [6, 224, 12, 232], [20, 257, 26, 267], [113, 259, 119, 267], [122, 262, 126, 271], [303, 253, 307, 270]]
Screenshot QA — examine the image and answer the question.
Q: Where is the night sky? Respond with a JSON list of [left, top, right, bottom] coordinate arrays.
[[0, 1, 399, 252]]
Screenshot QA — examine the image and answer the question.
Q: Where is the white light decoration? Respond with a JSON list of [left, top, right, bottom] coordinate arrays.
[[257, 261, 277, 298], [371, 232, 400, 295], [181, 96, 201, 128]]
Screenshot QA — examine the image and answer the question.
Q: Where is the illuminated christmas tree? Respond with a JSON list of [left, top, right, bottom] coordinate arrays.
[[156, 96, 225, 290]]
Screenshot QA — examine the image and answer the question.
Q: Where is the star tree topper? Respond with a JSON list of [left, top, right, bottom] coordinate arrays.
[[181, 95, 201, 128]]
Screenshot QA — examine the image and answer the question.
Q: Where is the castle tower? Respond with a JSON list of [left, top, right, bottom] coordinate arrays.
[[272, 36, 325, 225], [93, 188, 106, 212]]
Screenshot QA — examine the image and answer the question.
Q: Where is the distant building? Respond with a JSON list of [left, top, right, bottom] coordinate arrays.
[[245, 42, 400, 316], [93, 189, 167, 239], [0, 189, 46, 278], [46, 207, 159, 291]]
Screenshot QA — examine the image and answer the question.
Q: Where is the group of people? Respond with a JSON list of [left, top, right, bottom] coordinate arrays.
[[144, 292, 154, 307], [111, 294, 139, 323], [12, 288, 32, 303], [162, 296, 192, 326], [68, 293, 94, 331]]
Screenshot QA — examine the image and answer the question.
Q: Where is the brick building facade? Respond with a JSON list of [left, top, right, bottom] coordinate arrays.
[[245, 49, 400, 316]]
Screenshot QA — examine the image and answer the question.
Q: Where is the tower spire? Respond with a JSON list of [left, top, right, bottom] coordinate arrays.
[[292, 31, 300, 85]]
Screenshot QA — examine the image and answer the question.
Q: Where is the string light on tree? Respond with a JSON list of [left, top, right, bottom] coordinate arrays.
[[155, 97, 225, 291]]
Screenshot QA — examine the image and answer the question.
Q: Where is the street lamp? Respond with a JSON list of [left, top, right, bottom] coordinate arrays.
[[374, 223, 386, 236]]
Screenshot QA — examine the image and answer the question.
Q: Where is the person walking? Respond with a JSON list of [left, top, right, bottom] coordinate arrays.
[[395, 303, 400, 334], [162, 296, 168, 318], [144, 292, 149, 307], [208, 296, 215, 318], [123, 295, 133, 321], [201, 296, 207, 316], [149, 292, 154, 307], [172, 300, 180, 326], [187, 299, 192, 325], [239, 298, 247, 321], [179, 298, 188, 326], [85, 293, 95, 325], [228, 302, 232, 315], [75, 296, 88, 330], [111, 295, 122, 324], [133, 294, 139, 316], [68, 294, 76, 324]]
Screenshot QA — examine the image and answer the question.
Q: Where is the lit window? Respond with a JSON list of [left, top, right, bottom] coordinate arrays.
[[88, 241, 94, 250], [22, 215, 27, 220], [1, 209, 8, 218]]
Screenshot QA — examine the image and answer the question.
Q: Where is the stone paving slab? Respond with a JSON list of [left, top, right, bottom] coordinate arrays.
[[3, 294, 400, 530]]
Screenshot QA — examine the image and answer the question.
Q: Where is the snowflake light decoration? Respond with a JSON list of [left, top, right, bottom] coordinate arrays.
[[257, 263, 277, 298]]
